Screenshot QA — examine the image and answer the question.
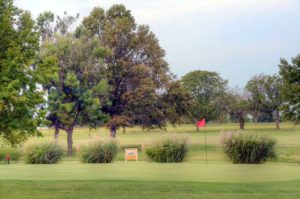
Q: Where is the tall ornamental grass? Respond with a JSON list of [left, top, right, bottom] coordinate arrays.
[[146, 135, 190, 163], [220, 132, 276, 164], [24, 142, 64, 164], [79, 140, 119, 163]]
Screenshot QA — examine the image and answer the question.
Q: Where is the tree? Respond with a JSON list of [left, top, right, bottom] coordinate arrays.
[[40, 34, 110, 155], [0, 0, 45, 145], [37, 11, 82, 142], [226, 89, 249, 130], [246, 74, 283, 129], [181, 70, 228, 130], [55, 11, 79, 35], [79, 5, 190, 137], [36, 11, 55, 41], [279, 55, 300, 123], [37, 11, 79, 40]]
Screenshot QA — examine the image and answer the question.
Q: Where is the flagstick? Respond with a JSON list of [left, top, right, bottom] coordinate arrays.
[[204, 125, 208, 164]]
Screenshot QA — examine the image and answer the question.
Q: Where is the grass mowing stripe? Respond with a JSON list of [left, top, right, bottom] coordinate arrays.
[[0, 162, 299, 182], [1, 180, 300, 199]]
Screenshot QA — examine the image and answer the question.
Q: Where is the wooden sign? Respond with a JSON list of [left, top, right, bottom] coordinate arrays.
[[125, 148, 138, 161]]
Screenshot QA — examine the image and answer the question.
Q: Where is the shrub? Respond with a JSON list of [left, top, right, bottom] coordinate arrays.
[[79, 140, 119, 163], [24, 142, 64, 164], [0, 148, 22, 161], [146, 135, 190, 163], [220, 132, 276, 164]]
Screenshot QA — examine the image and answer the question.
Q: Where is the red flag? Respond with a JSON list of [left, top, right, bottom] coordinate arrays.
[[197, 118, 206, 128]]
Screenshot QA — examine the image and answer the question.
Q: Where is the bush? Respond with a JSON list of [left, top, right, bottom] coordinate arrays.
[[0, 148, 22, 161], [24, 142, 64, 164], [220, 132, 276, 164], [79, 140, 119, 163], [146, 135, 190, 163]]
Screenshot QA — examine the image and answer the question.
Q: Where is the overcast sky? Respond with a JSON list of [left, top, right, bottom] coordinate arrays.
[[15, 0, 300, 87]]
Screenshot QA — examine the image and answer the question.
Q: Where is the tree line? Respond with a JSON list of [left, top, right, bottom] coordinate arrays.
[[0, 0, 299, 155]]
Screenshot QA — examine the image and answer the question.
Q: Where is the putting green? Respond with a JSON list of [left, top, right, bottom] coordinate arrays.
[[1, 161, 299, 182]]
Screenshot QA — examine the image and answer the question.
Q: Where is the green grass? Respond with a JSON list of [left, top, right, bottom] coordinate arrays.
[[0, 162, 300, 182], [0, 162, 300, 198], [1, 180, 300, 199], [0, 122, 300, 198]]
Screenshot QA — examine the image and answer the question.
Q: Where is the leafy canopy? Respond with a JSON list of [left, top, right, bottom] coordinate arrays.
[[182, 70, 228, 122], [0, 0, 46, 145], [78, 5, 191, 135], [279, 55, 300, 123]]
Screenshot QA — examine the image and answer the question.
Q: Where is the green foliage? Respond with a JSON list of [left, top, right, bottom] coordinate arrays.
[[79, 7, 105, 37], [182, 70, 228, 123], [36, 11, 55, 40], [246, 74, 283, 124], [79, 140, 119, 163], [24, 142, 64, 164], [55, 11, 79, 35], [41, 34, 110, 155], [279, 55, 300, 123], [0, 0, 46, 146], [221, 132, 276, 164], [146, 135, 190, 163], [79, 5, 190, 137], [163, 81, 193, 125], [0, 148, 22, 161]]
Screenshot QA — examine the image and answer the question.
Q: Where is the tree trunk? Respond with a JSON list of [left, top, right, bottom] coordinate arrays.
[[67, 128, 73, 156], [196, 125, 199, 132], [123, 126, 126, 134], [239, 111, 245, 130], [54, 125, 59, 143], [110, 124, 117, 138], [275, 110, 280, 130]]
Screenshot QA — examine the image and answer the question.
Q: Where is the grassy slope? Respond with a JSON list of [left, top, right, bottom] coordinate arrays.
[[0, 123, 300, 198], [0, 162, 300, 199]]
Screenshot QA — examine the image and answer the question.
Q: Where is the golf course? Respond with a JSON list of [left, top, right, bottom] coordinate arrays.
[[0, 123, 300, 199], [1, 0, 300, 198]]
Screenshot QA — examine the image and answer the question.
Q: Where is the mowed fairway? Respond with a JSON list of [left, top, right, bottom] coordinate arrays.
[[0, 123, 300, 199]]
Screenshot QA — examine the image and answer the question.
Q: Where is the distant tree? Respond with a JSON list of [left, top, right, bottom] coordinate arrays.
[[79, 5, 191, 137], [37, 11, 79, 40], [245, 76, 264, 122], [0, 0, 46, 145], [279, 55, 300, 123], [246, 74, 283, 129], [40, 34, 110, 155], [163, 81, 193, 126], [226, 89, 249, 130], [181, 70, 228, 130], [55, 11, 79, 35], [80, 7, 105, 37], [36, 11, 55, 41]]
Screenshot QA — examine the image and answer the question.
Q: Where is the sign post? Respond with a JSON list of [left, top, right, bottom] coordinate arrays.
[[125, 148, 138, 161], [6, 154, 10, 165]]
